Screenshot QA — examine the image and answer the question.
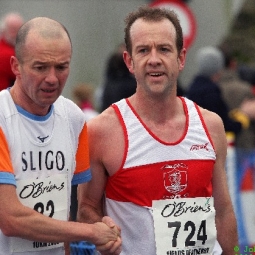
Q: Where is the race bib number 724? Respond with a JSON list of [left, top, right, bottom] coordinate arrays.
[[152, 197, 216, 255]]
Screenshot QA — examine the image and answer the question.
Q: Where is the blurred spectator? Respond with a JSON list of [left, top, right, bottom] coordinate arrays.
[[72, 83, 99, 121], [241, 99, 255, 120], [218, 48, 255, 149], [100, 44, 137, 112], [71, 83, 98, 221], [238, 64, 255, 86], [0, 12, 24, 91], [186, 46, 248, 136]]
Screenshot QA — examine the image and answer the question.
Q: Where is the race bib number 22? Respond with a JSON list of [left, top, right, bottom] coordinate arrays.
[[11, 174, 68, 253]]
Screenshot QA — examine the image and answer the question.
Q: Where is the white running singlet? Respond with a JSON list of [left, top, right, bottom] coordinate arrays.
[[0, 90, 91, 255], [105, 97, 217, 255]]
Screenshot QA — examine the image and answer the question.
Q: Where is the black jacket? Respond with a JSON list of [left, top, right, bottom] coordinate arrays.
[[186, 75, 242, 135], [101, 52, 136, 111]]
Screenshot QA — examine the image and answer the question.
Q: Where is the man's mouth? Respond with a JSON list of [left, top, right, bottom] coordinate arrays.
[[149, 72, 164, 77], [42, 89, 55, 93]]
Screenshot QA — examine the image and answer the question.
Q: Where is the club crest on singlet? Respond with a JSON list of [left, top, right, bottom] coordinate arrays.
[[162, 163, 188, 194]]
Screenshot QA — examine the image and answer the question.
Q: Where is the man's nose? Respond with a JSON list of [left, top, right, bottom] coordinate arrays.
[[148, 49, 161, 65], [45, 67, 58, 84]]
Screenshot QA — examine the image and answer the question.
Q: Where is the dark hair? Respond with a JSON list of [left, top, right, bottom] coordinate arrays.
[[124, 6, 183, 55]]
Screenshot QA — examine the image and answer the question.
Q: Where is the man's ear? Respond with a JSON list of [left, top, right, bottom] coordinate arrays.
[[10, 56, 21, 76], [178, 48, 186, 71], [123, 51, 134, 74]]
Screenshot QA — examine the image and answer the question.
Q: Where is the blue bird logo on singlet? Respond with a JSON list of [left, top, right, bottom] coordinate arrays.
[[37, 136, 49, 143]]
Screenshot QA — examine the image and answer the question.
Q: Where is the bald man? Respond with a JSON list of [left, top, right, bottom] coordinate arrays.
[[0, 12, 24, 91], [0, 17, 121, 255]]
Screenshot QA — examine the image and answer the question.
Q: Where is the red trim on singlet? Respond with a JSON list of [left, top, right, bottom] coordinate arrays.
[[125, 97, 189, 145], [111, 103, 129, 172], [194, 102, 216, 151]]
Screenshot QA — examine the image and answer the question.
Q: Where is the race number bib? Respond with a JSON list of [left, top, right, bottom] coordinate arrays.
[[11, 174, 68, 252], [152, 197, 216, 255]]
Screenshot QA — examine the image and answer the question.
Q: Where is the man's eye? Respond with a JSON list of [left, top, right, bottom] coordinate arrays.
[[161, 47, 170, 52], [56, 65, 68, 71], [138, 48, 147, 53], [35, 66, 46, 71]]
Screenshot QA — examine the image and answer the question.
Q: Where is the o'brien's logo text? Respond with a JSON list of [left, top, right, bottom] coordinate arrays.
[[19, 181, 65, 199], [161, 201, 211, 217], [190, 143, 209, 151]]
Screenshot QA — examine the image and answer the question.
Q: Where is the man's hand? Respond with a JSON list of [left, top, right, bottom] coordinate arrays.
[[94, 216, 122, 255]]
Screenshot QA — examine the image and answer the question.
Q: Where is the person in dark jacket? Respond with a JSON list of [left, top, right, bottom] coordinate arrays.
[[186, 46, 249, 136], [101, 49, 137, 112]]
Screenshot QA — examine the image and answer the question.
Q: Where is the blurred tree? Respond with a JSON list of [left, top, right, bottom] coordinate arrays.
[[221, 1, 255, 67]]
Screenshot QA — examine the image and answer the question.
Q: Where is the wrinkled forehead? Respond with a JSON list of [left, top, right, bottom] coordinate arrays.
[[21, 32, 72, 64]]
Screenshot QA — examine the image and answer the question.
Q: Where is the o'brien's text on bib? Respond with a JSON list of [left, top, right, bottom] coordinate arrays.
[[152, 197, 216, 255]]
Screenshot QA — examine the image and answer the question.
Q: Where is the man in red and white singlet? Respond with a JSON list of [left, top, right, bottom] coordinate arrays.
[[77, 6, 238, 255]]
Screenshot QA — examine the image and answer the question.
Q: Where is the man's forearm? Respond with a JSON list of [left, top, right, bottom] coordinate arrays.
[[217, 212, 238, 255], [77, 204, 104, 224]]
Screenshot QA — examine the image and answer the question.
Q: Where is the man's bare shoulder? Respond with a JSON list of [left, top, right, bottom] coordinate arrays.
[[199, 106, 227, 155], [87, 107, 120, 137], [198, 106, 226, 137], [87, 106, 125, 172]]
